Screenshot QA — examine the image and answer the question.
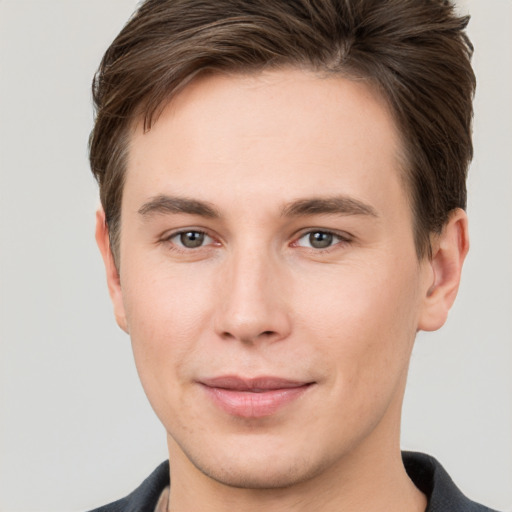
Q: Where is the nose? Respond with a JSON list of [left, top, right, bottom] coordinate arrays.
[[214, 248, 292, 345]]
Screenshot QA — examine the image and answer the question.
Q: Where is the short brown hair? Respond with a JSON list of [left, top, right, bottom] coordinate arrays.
[[89, 0, 475, 262]]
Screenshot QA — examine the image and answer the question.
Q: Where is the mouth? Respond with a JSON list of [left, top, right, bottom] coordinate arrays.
[[199, 376, 314, 418]]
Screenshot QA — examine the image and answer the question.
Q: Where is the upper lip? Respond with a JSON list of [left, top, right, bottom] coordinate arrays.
[[200, 376, 312, 392]]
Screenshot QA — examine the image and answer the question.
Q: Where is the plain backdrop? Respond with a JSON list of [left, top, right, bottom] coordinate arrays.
[[0, 1, 510, 511]]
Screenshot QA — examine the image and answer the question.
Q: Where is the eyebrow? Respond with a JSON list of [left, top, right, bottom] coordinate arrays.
[[281, 196, 378, 218], [137, 194, 378, 220], [138, 195, 220, 218]]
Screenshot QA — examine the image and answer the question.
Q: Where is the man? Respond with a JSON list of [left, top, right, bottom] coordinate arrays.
[[88, 0, 498, 510]]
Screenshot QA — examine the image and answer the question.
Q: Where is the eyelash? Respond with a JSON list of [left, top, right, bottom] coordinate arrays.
[[163, 229, 218, 252], [291, 229, 352, 252], [161, 228, 352, 253]]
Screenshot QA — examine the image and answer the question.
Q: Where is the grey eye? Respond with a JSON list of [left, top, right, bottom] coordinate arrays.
[[308, 231, 333, 249], [177, 231, 207, 248], [295, 230, 347, 250]]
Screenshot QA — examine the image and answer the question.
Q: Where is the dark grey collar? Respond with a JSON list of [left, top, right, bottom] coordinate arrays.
[[403, 451, 499, 512]]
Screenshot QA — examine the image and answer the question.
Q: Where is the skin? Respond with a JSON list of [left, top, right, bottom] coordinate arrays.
[[97, 69, 468, 512]]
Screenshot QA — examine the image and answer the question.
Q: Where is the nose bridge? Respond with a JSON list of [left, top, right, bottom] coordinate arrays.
[[215, 240, 290, 344]]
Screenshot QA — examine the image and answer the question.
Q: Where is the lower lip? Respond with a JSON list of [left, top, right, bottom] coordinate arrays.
[[202, 384, 311, 418]]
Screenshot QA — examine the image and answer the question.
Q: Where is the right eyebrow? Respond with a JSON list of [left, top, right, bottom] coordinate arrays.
[[138, 195, 220, 219]]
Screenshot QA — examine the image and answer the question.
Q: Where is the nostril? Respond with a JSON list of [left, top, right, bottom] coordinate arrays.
[[220, 329, 279, 343]]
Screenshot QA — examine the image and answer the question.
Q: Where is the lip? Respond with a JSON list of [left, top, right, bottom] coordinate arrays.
[[199, 376, 313, 418]]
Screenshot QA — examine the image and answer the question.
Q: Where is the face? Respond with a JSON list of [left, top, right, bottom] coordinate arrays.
[[103, 69, 439, 488]]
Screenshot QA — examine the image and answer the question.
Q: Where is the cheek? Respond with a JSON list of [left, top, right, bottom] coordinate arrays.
[[120, 259, 216, 404], [123, 252, 214, 333], [295, 258, 421, 393]]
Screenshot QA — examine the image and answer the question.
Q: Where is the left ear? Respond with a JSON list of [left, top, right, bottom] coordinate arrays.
[[418, 208, 469, 332]]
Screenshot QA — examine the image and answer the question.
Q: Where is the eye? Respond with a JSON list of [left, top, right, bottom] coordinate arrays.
[[169, 230, 214, 249], [295, 230, 348, 249]]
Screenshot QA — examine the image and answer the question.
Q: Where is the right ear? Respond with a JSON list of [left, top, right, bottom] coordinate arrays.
[[95, 208, 129, 333]]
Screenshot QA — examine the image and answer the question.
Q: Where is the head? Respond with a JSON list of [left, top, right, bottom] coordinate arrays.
[[90, 0, 474, 498], [90, 0, 475, 266]]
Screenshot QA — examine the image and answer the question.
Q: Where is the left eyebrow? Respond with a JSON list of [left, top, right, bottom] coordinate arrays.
[[281, 196, 379, 218]]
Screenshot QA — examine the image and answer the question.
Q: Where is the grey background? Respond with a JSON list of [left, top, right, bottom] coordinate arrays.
[[0, 1, 510, 510]]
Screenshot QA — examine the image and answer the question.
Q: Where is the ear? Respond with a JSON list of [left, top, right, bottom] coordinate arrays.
[[95, 208, 129, 333], [418, 208, 469, 332]]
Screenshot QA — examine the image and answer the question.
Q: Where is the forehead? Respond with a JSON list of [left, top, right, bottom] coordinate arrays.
[[125, 68, 406, 215]]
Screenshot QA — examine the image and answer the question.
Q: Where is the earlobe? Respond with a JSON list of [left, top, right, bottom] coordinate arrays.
[[95, 208, 129, 333], [418, 208, 469, 332]]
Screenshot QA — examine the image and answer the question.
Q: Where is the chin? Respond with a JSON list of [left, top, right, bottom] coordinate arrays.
[[183, 443, 329, 490], [201, 463, 317, 490]]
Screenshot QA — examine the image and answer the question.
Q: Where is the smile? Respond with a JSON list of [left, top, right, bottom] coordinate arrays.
[[199, 376, 314, 418]]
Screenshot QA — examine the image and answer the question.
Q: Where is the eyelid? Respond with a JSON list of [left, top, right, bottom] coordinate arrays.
[[291, 228, 353, 249], [161, 227, 220, 250]]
